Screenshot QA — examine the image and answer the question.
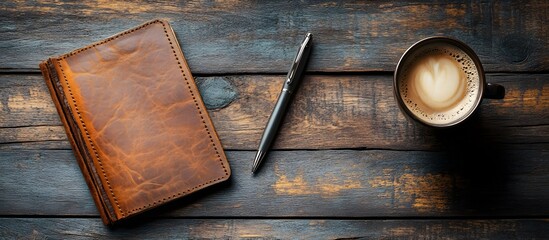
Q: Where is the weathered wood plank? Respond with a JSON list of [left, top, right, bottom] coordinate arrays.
[[0, 1, 547, 72], [1, 74, 547, 150], [1, 149, 547, 217], [1, 218, 548, 239]]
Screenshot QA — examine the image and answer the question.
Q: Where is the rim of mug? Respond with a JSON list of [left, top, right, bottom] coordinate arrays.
[[393, 36, 486, 128]]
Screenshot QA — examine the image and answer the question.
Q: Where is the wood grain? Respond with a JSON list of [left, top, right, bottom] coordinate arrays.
[[1, 149, 547, 217], [1, 74, 547, 151], [1, 1, 547, 236], [0, 1, 547, 73], [1, 218, 547, 239]]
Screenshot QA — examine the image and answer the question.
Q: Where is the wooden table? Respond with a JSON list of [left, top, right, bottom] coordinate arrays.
[[1, 1, 548, 239]]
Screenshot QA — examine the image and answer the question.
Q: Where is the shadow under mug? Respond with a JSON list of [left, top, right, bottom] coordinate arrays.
[[393, 36, 505, 128]]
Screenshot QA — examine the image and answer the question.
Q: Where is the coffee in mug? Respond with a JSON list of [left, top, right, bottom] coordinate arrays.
[[394, 37, 504, 127]]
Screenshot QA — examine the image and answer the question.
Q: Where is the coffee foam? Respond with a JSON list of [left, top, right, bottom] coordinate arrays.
[[398, 43, 481, 125]]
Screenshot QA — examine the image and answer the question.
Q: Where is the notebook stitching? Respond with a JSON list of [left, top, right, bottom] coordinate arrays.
[[57, 19, 228, 217]]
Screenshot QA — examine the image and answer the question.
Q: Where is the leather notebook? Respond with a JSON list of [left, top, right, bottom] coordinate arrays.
[[39, 19, 231, 225]]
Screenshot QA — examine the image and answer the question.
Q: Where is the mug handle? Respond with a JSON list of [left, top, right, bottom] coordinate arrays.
[[484, 83, 505, 99]]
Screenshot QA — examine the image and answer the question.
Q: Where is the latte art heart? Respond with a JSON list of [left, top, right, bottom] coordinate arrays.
[[412, 55, 466, 111], [397, 44, 481, 125]]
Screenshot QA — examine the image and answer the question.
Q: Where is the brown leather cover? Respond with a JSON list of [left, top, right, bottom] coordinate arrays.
[[38, 19, 231, 225]]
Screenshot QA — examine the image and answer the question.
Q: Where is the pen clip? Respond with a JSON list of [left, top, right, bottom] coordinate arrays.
[[286, 33, 312, 85]]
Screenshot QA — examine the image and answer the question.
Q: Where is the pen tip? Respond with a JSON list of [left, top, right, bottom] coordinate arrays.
[[251, 150, 266, 174]]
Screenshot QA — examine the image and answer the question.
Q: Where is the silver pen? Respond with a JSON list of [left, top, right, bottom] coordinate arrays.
[[252, 33, 313, 173]]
